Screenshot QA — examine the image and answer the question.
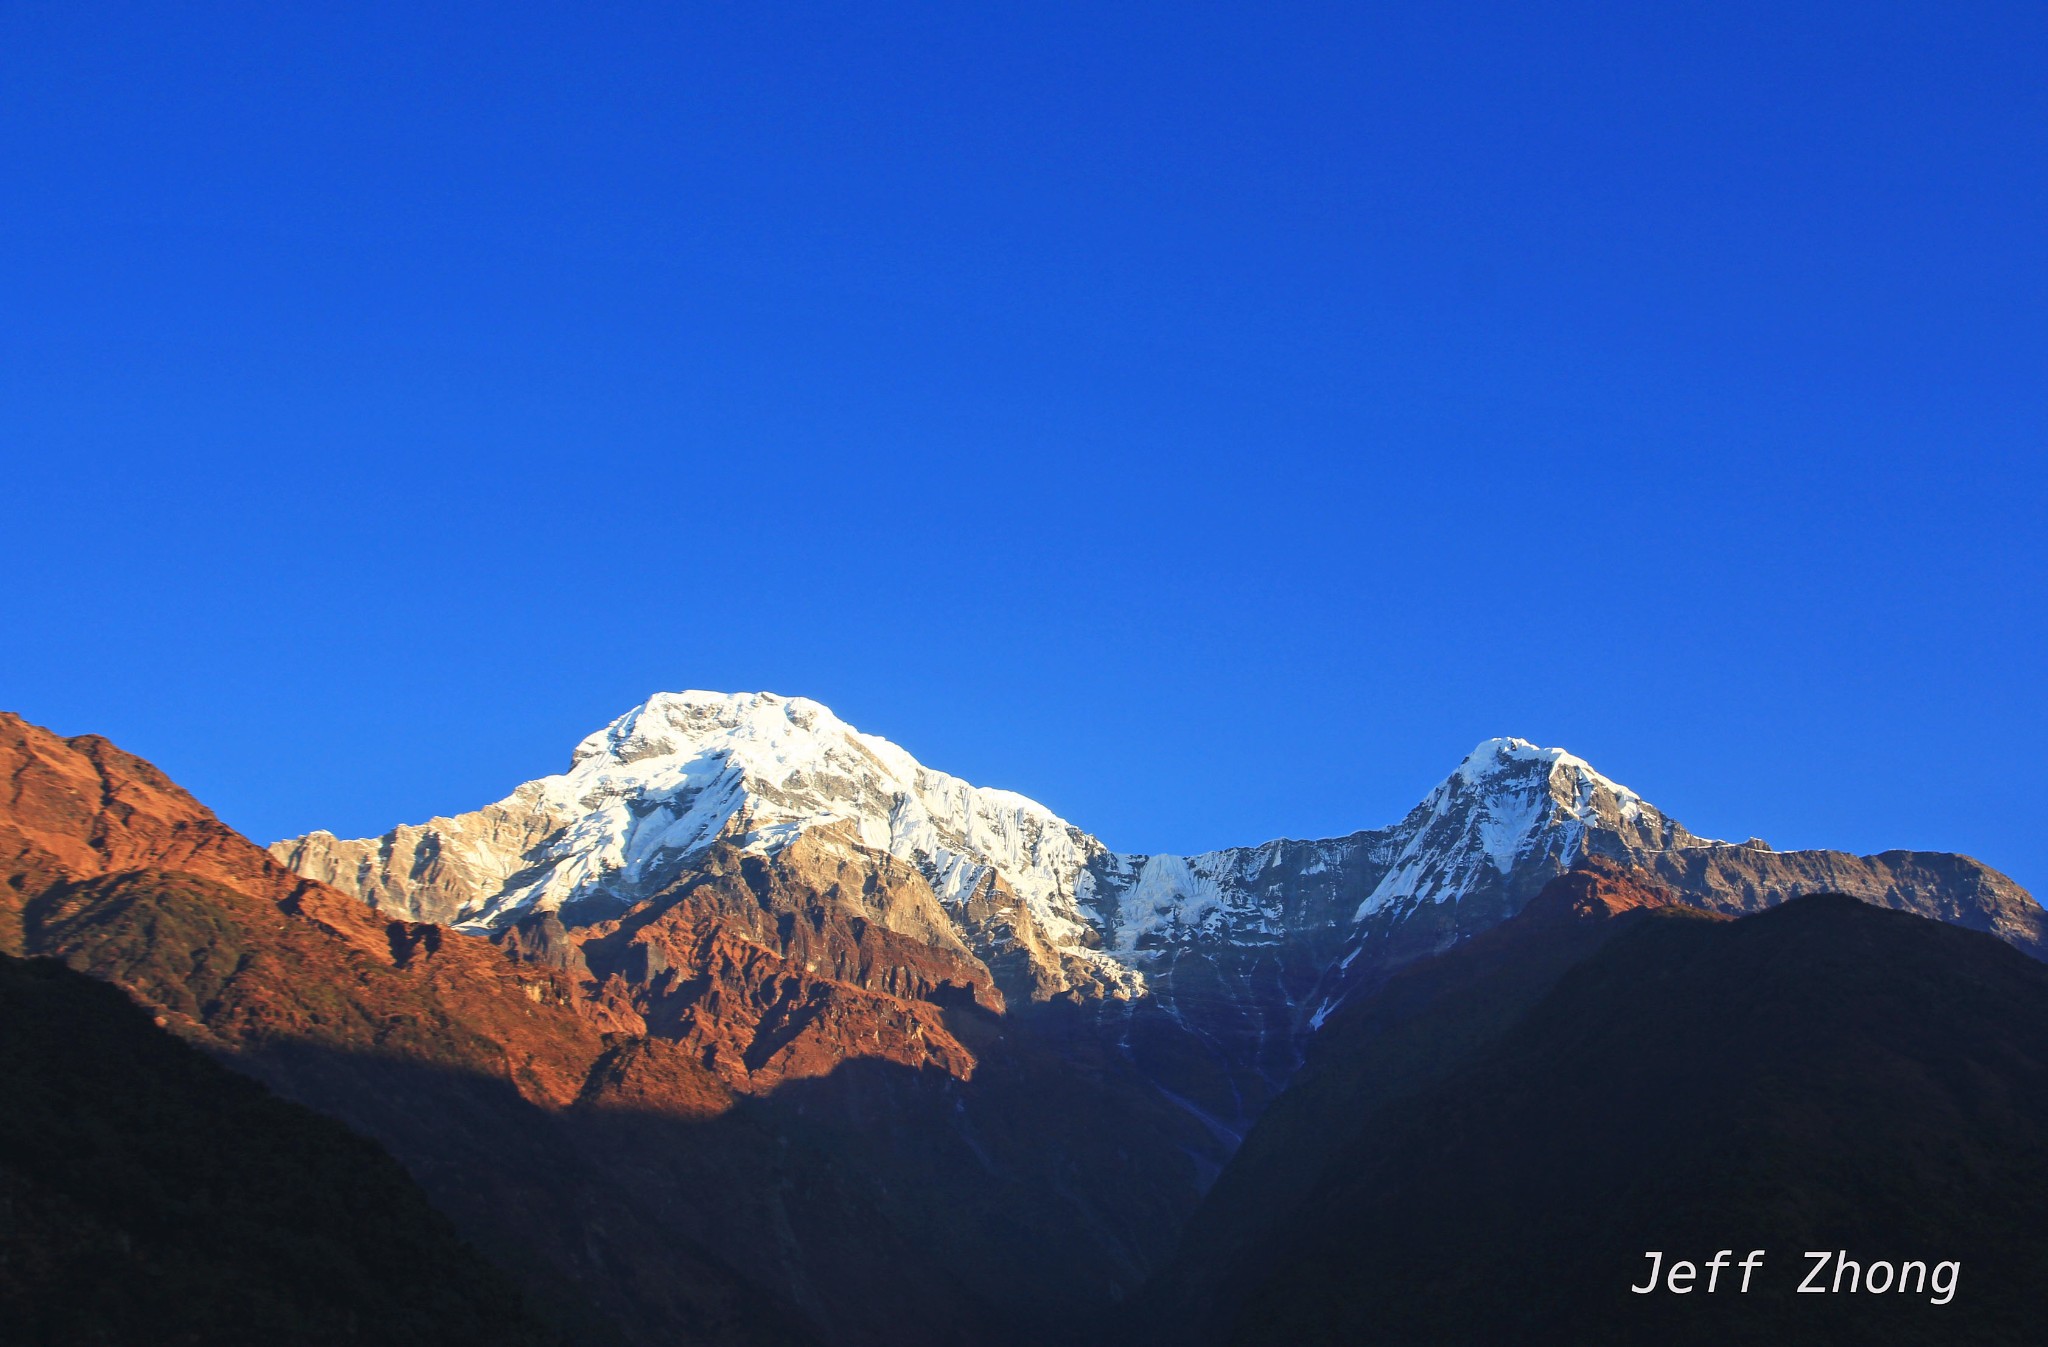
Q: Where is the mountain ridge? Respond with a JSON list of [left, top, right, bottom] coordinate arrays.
[[0, 951, 561, 1346], [269, 690, 2043, 1144], [273, 691, 2043, 1004]]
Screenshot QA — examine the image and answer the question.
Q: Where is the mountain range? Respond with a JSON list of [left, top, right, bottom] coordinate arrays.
[[6, 692, 2044, 1345], [275, 690, 2041, 1132]]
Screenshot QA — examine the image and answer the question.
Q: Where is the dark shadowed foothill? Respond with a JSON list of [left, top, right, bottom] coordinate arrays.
[[0, 952, 558, 1347], [1148, 867, 2048, 1346]]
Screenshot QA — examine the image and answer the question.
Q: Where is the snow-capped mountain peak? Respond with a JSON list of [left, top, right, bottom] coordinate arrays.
[[273, 690, 1127, 994], [571, 690, 904, 783], [1455, 735, 1558, 781], [486, 691, 1108, 935], [1351, 737, 1670, 921]]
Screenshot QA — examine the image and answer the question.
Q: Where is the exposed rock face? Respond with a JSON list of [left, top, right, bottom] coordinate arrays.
[[4, 722, 297, 946], [567, 833, 1000, 1091], [1512, 855, 1681, 923], [272, 693, 2043, 1137]]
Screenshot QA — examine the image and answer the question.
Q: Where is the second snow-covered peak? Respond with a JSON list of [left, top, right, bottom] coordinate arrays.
[[1453, 737, 1639, 802], [1341, 737, 1670, 922], [1446, 736, 1653, 828]]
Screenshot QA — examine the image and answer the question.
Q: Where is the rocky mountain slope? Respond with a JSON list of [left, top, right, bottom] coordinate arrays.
[[275, 691, 2044, 1133], [2, 710, 1211, 1347]]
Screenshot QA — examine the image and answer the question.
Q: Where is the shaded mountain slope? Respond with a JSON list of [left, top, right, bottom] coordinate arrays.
[[0, 952, 556, 1347], [1141, 860, 1694, 1341], [1157, 875, 2048, 1346]]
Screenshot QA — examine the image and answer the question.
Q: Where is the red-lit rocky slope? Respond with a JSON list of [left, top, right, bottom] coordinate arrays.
[[1, 712, 1210, 1347]]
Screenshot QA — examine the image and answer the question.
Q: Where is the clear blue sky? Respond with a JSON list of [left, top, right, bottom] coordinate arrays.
[[4, 3, 2044, 895]]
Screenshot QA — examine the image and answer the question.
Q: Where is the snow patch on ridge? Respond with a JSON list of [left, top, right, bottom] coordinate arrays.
[[1113, 853, 1228, 952]]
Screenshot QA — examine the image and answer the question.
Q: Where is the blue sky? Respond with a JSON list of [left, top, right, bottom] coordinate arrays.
[[4, 3, 2044, 894]]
